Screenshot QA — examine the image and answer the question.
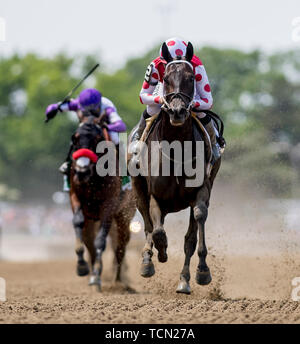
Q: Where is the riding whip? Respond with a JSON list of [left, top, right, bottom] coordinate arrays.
[[45, 63, 100, 123]]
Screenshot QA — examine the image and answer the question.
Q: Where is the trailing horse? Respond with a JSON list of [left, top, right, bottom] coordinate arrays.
[[70, 115, 135, 291], [128, 43, 222, 294]]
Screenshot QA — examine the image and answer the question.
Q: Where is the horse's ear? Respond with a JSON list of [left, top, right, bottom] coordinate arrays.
[[185, 42, 194, 62], [161, 42, 173, 63]]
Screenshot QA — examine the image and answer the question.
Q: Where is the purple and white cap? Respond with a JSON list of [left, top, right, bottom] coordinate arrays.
[[79, 88, 102, 111]]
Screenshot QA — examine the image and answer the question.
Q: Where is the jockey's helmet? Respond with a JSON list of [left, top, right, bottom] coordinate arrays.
[[160, 37, 188, 59], [79, 88, 102, 112]]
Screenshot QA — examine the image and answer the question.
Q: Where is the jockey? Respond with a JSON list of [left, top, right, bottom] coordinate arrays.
[[134, 37, 222, 163], [45, 88, 127, 190]]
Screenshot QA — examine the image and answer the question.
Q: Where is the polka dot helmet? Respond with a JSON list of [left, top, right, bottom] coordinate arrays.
[[160, 37, 188, 59]]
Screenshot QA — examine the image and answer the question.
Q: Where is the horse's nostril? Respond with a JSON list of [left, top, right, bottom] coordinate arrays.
[[172, 108, 186, 118], [179, 108, 187, 116]]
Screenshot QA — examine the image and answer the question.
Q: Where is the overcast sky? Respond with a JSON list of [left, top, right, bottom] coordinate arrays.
[[1, 0, 300, 69]]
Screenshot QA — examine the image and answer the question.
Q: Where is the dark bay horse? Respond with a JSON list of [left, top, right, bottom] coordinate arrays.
[[70, 115, 135, 291], [129, 42, 221, 294]]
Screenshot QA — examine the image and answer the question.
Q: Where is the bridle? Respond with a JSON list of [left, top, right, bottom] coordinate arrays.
[[161, 60, 195, 112], [73, 117, 104, 156]]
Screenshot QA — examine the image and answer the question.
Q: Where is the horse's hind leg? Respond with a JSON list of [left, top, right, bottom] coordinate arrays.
[[150, 196, 168, 263], [111, 214, 131, 283], [133, 177, 155, 278], [82, 220, 98, 286], [90, 219, 112, 291], [72, 209, 89, 276], [176, 208, 198, 294]]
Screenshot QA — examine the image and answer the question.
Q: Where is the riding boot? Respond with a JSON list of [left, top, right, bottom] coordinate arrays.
[[59, 142, 74, 175], [60, 161, 71, 192], [59, 161, 70, 174], [129, 110, 150, 166], [59, 142, 74, 192], [204, 118, 221, 164], [131, 110, 149, 143]]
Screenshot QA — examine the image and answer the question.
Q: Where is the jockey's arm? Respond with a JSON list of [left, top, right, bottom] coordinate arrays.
[[192, 65, 213, 111], [101, 97, 126, 132], [45, 98, 81, 122], [59, 99, 80, 112], [139, 64, 162, 106]]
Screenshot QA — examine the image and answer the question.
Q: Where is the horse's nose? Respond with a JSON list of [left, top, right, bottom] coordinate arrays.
[[173, 107, 186, 119]]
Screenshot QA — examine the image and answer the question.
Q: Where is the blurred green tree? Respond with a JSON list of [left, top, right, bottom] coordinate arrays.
[[0, 47, 299, 200]]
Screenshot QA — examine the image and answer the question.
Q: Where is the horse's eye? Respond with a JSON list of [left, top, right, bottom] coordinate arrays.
[[190, 75, 194, 82], [163, 77, 169, 84]]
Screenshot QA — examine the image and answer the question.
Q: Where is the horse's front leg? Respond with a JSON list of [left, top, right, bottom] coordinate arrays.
[[176, 208, 197, 294], [89, 217, 112, 291], [140, 206, 155, 278], [70, 193, 89, 276], [150, 196, 168, 263], [73, 209, 90, 276], [193, 187, 212, 285], [132, 176, 155, 278]]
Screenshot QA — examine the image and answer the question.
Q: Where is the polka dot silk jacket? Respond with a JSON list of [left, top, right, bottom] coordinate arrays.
[[139, 38, 213, 116]]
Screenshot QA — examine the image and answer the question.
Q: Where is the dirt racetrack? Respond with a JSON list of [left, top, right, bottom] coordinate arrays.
[[1, 186, 300, 323], [1, 254, 300, 324]]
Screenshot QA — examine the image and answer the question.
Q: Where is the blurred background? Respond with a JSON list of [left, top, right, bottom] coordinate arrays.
[[0, 0, 300, 261]]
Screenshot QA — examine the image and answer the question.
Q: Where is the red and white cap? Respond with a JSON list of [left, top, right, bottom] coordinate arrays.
[[160, 37, 188, 59]]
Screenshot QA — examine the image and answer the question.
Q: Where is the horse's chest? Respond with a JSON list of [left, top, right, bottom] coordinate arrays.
[[151, 176, 197, 204]]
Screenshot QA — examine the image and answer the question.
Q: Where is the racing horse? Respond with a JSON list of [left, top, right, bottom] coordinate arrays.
[[128, 42, 222, 294], [70, 115, 135, 291]]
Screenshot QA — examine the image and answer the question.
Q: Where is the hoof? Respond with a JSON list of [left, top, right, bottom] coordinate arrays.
[[195, 269, 212, 285], [76, 261, 90, 276], [89, 275, 101, 291], [140, 261, 155, 278], [176, 280, 191, 294], [158, 251, 168, 263], [152, 229, 168, 263]]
